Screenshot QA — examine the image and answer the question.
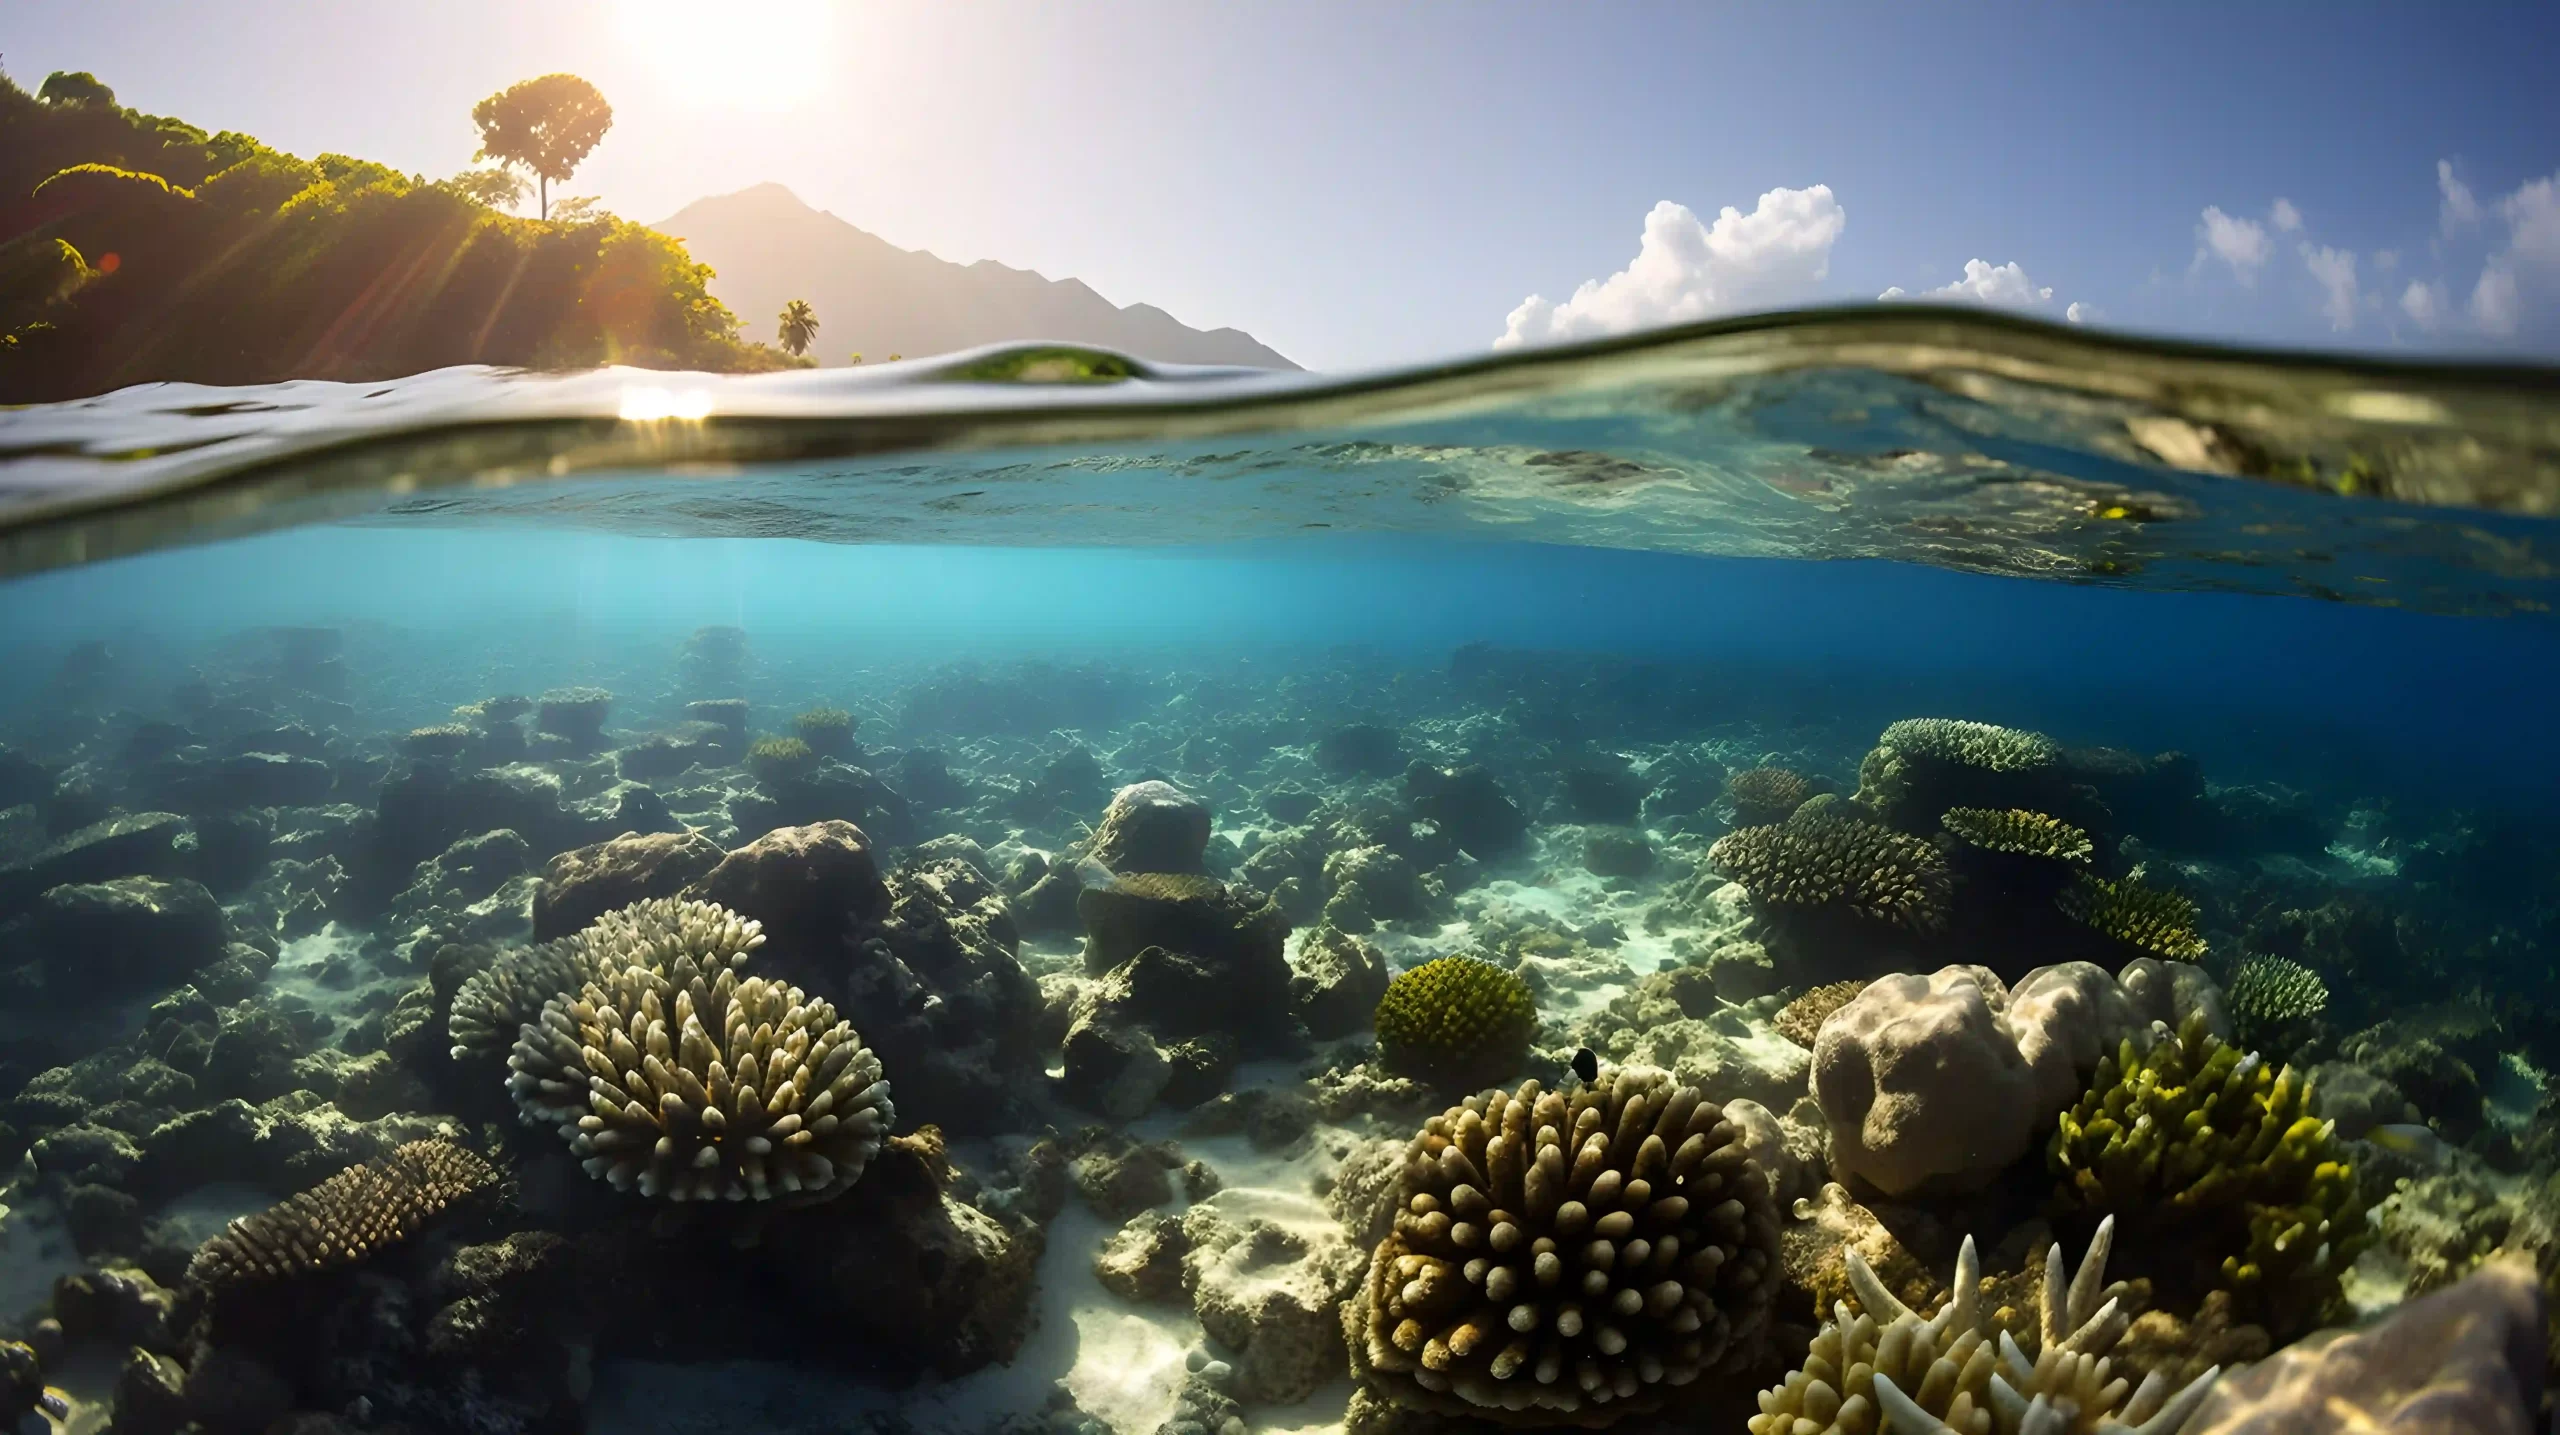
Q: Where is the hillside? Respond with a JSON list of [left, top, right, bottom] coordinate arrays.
[[655, 184, 1297, 369]]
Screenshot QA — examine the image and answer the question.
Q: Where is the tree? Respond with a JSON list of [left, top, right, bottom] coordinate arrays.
[[441, 166, 527, 210], [38, 71, 116, 107], [776, 298, 819, 357], [471, 74, 612, 221]]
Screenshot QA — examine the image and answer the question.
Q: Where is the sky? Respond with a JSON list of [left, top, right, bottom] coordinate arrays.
[[3, 1, 2555, 371]]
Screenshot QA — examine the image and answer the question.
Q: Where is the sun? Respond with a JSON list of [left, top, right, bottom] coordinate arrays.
[[617, 0, 838, 111]]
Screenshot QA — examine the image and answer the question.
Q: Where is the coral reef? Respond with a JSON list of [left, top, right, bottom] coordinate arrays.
[[2226, 955, 2328, 1057], [792, 706, 856, 757], [1748, 1217, 2222, 1435], [746, 734, 820, 786], [1374, 955, 1538, 1089], [1940, 806, 2095, 865], [444, 938, 590, 1063], [1726, 766, 1815, 826], [2059, 874, 2208, 962], [1708, 813, 1952, 936], [1775, 980, 1869, 1049], [187, 1138, 497, 1285], [1345, 1068, 1782, 1425], [2051, 1011, 2367, 1337], [507, 944, 892, 1202]]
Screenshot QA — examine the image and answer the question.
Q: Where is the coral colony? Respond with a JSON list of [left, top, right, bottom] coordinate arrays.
[[0, 656, 2550, 1434]]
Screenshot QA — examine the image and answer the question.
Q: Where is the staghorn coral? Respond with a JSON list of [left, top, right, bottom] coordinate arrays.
[[1942, 808, 2095, 865], [1749, 1217, 2222, 1435], [1775, 980, 1870, 1049], [447, 939, 592, 1061], [1708, 814, 1952, 935], [2226, 957, 2327, 1057], [507, 946, 892, 1203], [2050, 1011, 2367, 1339], [1374, 955, 1539, 1089], [1346, 1068, 1782, 1425], [187, 1139, 498, 1286], [1727, 767, 1815, 826], [1880, 719, 2062, 774], [2060, 875, 2207, 962], [447, 898, 767, 1061]]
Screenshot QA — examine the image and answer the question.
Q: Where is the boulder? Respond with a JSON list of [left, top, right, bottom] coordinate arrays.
[[691, 820, 890, 964], [531, 829, 723, 940], [145, 751, 334, 812], [1058, 1015, 1169, 1121], [1404, 762, 1527, 859], [1095, 1213, 1191, 1303], [830, 858, 1042, 1135], [1181, 1191, 1365, 1405], [1078, 875, 1296, 1054], [0, 811, 192, 911], [20, 876, 226, 1002], [1289, 928, 1390, 1040], [1084, 780, 1212, 876]]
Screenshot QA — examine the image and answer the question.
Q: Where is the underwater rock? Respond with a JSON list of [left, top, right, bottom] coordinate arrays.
[[830, 856, 1042, 1134], [379, 828, 534, 953], [1182, 1192, 1366, 1405], [226, 846, 345, 940], [532, 687, 612, 752], [1321, 844, 1436, 934], [2307, 1059, 2421, 1139], [891, 746, 970, 811], [1263, 785, 1323, 825], [17, 875, 227, 1002], [1580, 826, 1653, 878], [2186, 1255, 2543, 1433], [1097, 1211, 1192, 1303], [1557, 763, 1647, 826], [51, 1265, 179, 1351], [1074, 1137, 1180, 1221], [0, 810, 194, 909], [113, 1348, 190, 1435], [613, 731, 720, 782], [144, 750, 334, 813], [694, 819, 890, 964], [131, 1094, 447, 1205], [369, 765, 576, 893], [1077, 873, 1293, 993], [1290, 927, 1391, 1040], [1086, 779, 1213, 875], [730, 761, 916, 845], [530, 828, 724, 941], [1059, 1013, 1172, 1120], [1317, 723, 1404, 777], [0, 746, 48, 809], [1404, 762, 1527, 860], [1813, 965, 2036, 1197], [1575, 969, 1810, 1112]]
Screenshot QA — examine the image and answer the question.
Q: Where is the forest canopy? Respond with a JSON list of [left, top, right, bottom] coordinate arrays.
[[0, 65, 804, 402]]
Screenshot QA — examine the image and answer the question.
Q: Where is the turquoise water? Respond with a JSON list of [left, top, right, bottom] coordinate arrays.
[[1, 313, 2557, 1433]]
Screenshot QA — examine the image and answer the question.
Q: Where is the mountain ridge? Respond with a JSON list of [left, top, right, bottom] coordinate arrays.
[[654, 183, 1297, 370]]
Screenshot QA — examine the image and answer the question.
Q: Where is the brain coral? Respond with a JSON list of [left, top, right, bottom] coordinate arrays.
[[2051, 1011, 2368, 1338], [1374, 955, 1538, 1088], [1941, 808, 2095, 865], [1346, 1068, 1782, 1425], [1707, 815, 1951, 935], [2059, 875, 2207, 962], [1726, 767, 1815, 826], [1749, 1218, 2222, 1435], [449, 898, 766, 1061], [188, 1139, 498, 1286], [509, 945, 893, 1203]]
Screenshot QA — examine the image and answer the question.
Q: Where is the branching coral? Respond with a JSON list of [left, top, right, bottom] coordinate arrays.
[[1880, 719, 2063, 774], [1375, 956, 1539, 1089], [1774, 980, 1870, 1049], [2226, 957, 2327, 1056], [1727, 767, 1815, 826], [2050, 1011, 2367, 1337], [1942, 808, 2095, 865], [1749, 1218, 2221, 1435], [187, 1139, 498, 1286], [1346, 1068, 1782, 1425], [508, 946, 892, 1203], [1707, 815, 1951, 935], [449, 898, 767, 1062], [2059, 876, 2207, 962]]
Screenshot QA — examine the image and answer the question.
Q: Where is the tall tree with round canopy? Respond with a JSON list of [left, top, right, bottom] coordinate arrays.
[[471, 74, 613, 221]]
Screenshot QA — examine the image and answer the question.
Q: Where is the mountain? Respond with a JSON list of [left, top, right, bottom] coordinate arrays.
[[654, 184, 1298, 370]]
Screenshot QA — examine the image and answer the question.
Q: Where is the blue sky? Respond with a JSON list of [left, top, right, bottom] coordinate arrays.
[[2, 1, 2554, 369]]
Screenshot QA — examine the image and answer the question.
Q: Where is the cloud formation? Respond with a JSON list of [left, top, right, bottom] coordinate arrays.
[[2439, 160, 2481, 233], [2300, 244, 2359, 330], [2400, 280, 2446, 331], [2271, 198, 2302, 232], [2065, 301, 2100, 324], [2196, 205, 2273, 281], [1494, 186, 1846, 349], [1878, 259, 2055, 309]]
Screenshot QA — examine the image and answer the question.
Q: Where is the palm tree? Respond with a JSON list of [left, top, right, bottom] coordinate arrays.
[[777, 299, 819, 358]]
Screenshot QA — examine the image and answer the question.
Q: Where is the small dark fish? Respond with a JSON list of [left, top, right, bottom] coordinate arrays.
[[1571, 1047, 1599, 1083]]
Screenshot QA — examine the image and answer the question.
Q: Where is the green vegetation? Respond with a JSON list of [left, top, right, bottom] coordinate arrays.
[[777, 298, 819, 357], [471, 73, 612, 222], [0, 65, 806, 401]]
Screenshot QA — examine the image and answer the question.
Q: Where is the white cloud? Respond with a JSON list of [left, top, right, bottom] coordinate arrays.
[[2300, 244, 2359, 331], [2400, 280, 2445, 331], [2439, 159, 2480, 233], [2196, 205, 2272, 281], [1495, 187, 1847, 349], [2499, 174, 2560, 265], [2470, 263, 2520, 335], [2065, 301, 2101, 324], [2270, 198, 2302, 232], [2373, 249, 2399, 273], [1879, 258, 2055, 309]]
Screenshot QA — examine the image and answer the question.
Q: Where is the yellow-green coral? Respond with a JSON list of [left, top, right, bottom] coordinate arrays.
[[746, 734, 819, 785], [2058, 873, 2206, 961], [1707, 815, 1950, 935], [1748, 1218, 2221, 1435], [1375, 955, 1538, 1088], [2050, 1010, 2368, 1337], [2227, 956, 2328, 1056], [1726, 767, 1814, 825], [188, 1139, 498, 1285], [1773, 980, 1869, 1049], [1940, 807, 2094, 865], [1878, 718, 2060, 773]]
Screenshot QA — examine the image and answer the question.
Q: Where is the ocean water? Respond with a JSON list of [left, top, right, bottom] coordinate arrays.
[[0, 311, 2556, 1434]]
